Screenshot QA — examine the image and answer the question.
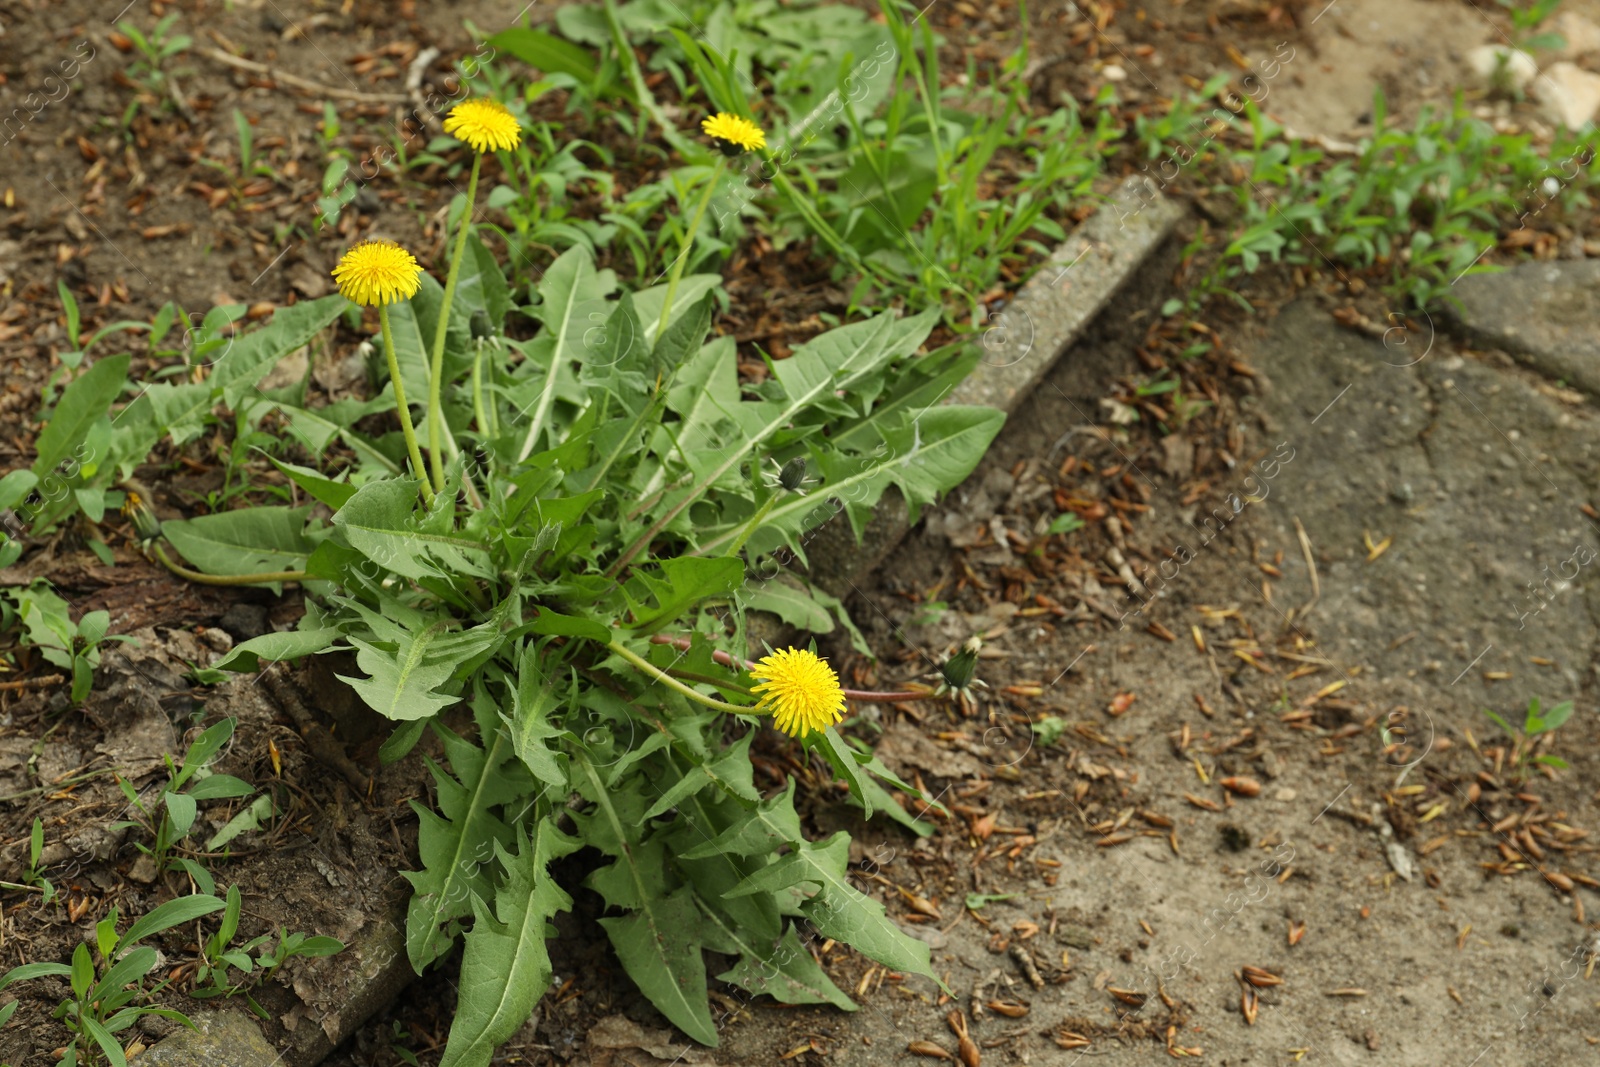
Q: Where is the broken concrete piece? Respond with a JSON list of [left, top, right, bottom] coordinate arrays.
[[1532, 60, 1600, 129], [131, 1011, 281, 1067], [1449, 258, 1600, 395], [804, 179, 1183, 598]]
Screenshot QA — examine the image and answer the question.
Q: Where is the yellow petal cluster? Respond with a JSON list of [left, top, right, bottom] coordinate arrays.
[[332, 240, 422, 307], [444, 98, 523, 154], [701, 112, 766, 155], [749, 647, 846, 739]]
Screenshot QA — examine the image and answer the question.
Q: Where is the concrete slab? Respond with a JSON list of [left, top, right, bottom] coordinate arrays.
[[805, 178, 1185, 599], [133, 1010, 281, 1067], [1450, 258, 1600, 395]]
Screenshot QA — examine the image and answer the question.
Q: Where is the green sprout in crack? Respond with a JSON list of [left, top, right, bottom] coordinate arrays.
[[1483, 696, 1575, 779]]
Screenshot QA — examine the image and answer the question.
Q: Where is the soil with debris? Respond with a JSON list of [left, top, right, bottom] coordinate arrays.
[[4, 1, 1600, 1066]]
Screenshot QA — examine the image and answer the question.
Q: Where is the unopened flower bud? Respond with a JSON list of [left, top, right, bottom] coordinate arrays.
[[940, 636, 983, 692], [469, 309, 495, 341], [779, 457, 808, 491]]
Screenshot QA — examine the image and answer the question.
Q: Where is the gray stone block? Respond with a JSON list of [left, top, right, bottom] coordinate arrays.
[[133, 1010, 281, 1067], [806, 179, 1184, 599], [1450, 258, 1600, 394]]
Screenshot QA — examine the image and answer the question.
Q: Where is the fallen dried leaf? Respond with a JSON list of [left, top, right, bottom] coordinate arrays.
[[947, 1010, 980, 1067], [1544, 870, 1575, 892], [899, 886, 944, 921], [908, 1041, 955, 1060], [1108, 987, 1147, 1007]]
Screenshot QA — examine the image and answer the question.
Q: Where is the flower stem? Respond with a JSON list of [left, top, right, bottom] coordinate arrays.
[[656, 157, 725, 344], [152, 544, 309, 586], [428, 153, 481, 493], [379, 304, 434, 507], [721, 494, 778, 558], [607, 639, 754, 715], [471, 340, 497, 438]]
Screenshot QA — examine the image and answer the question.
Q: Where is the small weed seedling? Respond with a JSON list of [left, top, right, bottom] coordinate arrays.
[[2, 583, 132, 703], [193, 885, 345, 1017], [0, 818, 56, 903], [1484, 697, 1575, 777], [1498, 0, 1567, 53], [0, 894, 223, 1065], [114, 718, 257, 875], [114, 13, 193, 125]]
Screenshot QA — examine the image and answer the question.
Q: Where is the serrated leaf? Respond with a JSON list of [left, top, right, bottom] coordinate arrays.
[[506, 642, 568, 790], [811, 726, 872, 818], [516, 246, 617, 460], [679, 779, 803, 859], [741, 575, 833, 632], [143, 381, 216, 447], [724, 832, 938, 986], [403, 725, 523, 972], [269, 457, 357, 509], [333, 479, 494, 582], [622, 556, 743, 633], [213, 294, 345, 406], [649, 290, 715, 373], [439, 822, 580, 1067], [633, 275, 722, 351], [209, 627, 341, 673], [575, 755, 717, 1045], [340, 617, 459, 722], [249, 399, 399, 471], [636, 336, 738, 499], [743, 405, 1006, 553], [457, 234, 512, 331], [383, 273, 456, 414], [716, 925, 856, 1010], [597, 889, 716, 1045]]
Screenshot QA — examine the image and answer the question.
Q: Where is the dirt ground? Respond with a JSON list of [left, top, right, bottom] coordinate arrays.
[[3, 0, 1599, 1065]]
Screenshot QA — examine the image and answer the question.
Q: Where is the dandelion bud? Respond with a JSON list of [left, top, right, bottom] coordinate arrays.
[[940, 636, 983, 692], [779, 457, 808, 491], [470, 309, 495, 341]]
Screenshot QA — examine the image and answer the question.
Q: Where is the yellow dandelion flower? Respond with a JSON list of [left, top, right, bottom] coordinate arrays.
[[332, 241, 423, 307], [444, 98, 523, 154], [701, 112, 766, 156], [749, 647, 846, 739]]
